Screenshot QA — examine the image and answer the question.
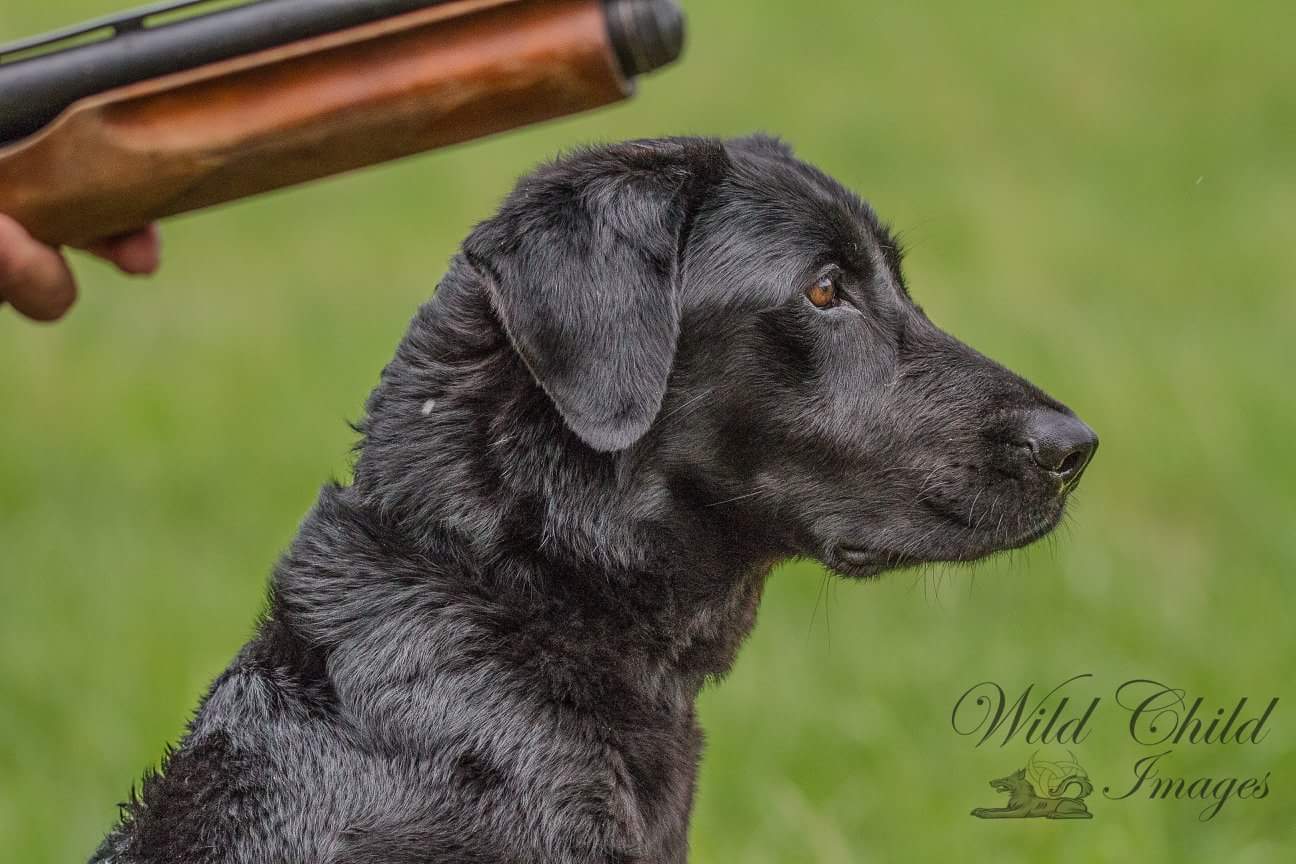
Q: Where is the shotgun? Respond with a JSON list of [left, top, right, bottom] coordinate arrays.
[[0, 0, 685, 248]]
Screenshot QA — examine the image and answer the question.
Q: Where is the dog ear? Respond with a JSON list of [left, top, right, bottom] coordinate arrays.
[[465, 139, 728, 452]]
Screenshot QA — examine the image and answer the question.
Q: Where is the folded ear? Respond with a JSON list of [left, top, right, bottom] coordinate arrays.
[[465, 139, 728, 452]]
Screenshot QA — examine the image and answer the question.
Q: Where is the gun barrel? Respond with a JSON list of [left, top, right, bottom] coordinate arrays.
[[604, 0, 684, 78], [0, 0, 683, 146]]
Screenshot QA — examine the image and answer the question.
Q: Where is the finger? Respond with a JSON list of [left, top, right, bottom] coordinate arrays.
[[81, 224, 161, 275], [0, 214, 77, 321]]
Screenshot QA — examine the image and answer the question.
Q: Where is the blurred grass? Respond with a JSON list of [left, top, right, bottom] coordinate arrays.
[[1, 1, 1293, 862]]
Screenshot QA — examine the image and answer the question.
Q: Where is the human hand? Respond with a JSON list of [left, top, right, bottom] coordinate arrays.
[[0, 214, 160, 322]]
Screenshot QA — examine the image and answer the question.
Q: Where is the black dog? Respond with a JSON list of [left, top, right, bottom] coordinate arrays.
[[92, 136, 1096, 863]]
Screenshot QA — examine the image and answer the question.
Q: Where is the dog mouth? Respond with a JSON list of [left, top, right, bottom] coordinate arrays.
[[829, 544, 917, 577], [827, 497, 1066, 577]]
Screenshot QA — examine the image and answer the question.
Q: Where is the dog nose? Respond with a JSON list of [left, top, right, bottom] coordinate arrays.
[[1021, 409, 1098, 485]]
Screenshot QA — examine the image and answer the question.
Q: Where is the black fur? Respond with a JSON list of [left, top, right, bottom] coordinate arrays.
[[91, 136, 1095, 863]]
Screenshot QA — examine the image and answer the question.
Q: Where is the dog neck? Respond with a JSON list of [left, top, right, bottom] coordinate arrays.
[[272, 267, 773, 718]]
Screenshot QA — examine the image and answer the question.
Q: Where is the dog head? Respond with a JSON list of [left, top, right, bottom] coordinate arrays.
[[989, 770, 1027, 794], [462, 136, 1096, 577]]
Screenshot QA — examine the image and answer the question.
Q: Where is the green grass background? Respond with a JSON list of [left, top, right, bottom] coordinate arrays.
[[2, 1, 1293, 861]]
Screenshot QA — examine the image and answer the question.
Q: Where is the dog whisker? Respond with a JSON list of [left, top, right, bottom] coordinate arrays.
[[807, 571, 830, 644], [916, 465, 945, 498], [658, 388, 714, 422], [704, 489, 764, 507], [967, 489, 983, 528]]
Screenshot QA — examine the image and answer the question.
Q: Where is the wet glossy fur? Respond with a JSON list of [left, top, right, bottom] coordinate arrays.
[[93, 136, 1090, 863]]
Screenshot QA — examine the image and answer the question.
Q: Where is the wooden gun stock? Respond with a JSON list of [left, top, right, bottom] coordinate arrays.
[[0, 0, 673, 248]]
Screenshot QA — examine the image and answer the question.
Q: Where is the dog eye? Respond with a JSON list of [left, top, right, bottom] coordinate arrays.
[[805, 274, 840, 309]]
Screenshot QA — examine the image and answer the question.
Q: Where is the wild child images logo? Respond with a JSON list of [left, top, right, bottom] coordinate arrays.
[[951, 674, 1277, 822], [971, 750, 1094, 820]]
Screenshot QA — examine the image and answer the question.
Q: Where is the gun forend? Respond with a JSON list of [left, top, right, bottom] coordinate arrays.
[[0, 0, 685, 247]]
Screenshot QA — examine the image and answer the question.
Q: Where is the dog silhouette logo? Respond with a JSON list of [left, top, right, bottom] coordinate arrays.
[[971, 750, 1094, 820]]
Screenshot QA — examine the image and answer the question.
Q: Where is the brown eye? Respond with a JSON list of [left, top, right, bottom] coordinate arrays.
[[805, 274, 839, 309]]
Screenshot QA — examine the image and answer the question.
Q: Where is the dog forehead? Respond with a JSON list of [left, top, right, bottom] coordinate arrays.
[[681, 148, 897, 308]]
